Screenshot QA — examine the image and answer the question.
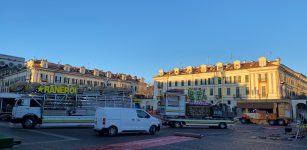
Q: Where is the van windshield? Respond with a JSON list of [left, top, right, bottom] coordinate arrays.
[[136, 110, 150, 118]]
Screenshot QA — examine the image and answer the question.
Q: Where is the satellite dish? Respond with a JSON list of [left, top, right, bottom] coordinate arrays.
[[17, 64, 23, 69], [8, 62, 14, 68], [0, 61, 5, 67]]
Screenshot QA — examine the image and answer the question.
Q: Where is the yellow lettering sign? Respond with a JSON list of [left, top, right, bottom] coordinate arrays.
[[37, 86, 77, 94]]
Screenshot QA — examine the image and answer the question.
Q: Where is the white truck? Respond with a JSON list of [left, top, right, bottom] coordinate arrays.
[[160, 89, 235, 129], [0, 93, 21, 120], [11, 90, 133, 129]]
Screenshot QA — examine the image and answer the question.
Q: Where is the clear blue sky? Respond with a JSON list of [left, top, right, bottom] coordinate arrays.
[[1, 0, 307, 82]]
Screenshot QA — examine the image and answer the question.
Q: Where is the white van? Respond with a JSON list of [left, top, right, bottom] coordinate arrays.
[[94, 108, 161, 136]]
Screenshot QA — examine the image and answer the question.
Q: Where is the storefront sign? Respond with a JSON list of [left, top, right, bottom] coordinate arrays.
[[37, 86, 77, 94]]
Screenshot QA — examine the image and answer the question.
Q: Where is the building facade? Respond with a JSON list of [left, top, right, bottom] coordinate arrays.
[[153, 57, 307, 108], [0, 59, 146, 95]]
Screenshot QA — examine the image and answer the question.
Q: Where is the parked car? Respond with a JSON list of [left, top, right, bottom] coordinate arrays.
[[94, 108, 160, 136]]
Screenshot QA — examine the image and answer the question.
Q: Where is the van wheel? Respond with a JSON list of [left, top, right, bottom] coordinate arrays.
[[268, 120, 276, 126], [174, 122, 182, 128], [219, 123, 227, 129], [240, 118, 248, 124], [22, 117, 37, 129], [149, 126, 156, 135], [108, 126, 118, 136], [277, 119, 285, 126]]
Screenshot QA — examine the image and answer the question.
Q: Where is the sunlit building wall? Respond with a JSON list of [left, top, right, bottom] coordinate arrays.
[[153, 57, 307, 108], [0, 59, 146, 95]]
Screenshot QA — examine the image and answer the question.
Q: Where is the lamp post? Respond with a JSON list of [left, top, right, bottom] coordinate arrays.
[[220, 69, 226, 104]]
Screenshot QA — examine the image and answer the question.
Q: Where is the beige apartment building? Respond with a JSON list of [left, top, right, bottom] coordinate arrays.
[[153, 57, 307, 108], [0, 59, 146, 95]]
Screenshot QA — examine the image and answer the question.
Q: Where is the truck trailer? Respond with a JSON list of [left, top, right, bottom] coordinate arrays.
[[10, 89, 133, 129], [159, 89, 235, 129]]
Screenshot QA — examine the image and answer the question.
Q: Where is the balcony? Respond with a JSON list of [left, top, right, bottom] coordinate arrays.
[[233, 94, 241, 99], [215, 95, 222, 99]]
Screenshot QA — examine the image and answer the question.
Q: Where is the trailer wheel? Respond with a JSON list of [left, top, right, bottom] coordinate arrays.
[[219, 123, 227, 129], [277, 119, 285, 126], [174, 122, 182, 128], [268, 120, 276, 126], [22, 116, 37, 129], [240, 118, 248, 124]]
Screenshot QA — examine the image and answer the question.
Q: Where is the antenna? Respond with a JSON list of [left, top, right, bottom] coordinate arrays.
[[269, 51, 272, 59], [207, 56, 210, 65]]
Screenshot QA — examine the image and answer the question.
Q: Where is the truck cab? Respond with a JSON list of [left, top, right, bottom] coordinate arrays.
[[11, 97, 43, 129], [0, 93, 21, 120]]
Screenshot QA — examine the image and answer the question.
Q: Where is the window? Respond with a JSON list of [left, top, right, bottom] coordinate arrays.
[[245, 75, 249, 83], [246, 88, 249, 95], [210, 88, 214, 96], [55, 76, 61, 83], [227, 100, 231, 105], [181, 80, 184, 86], [204, 79, 207, 85], [227, 88, 231, 95], [16, 99, 24, 106], [158, 82, 163, 88], [234, 76, 238, 83], [168, 81, 172, 87], [200, 79, 203, 85], [238, 76, 241, 83], [262, 86, 266, 97], [114, 84, 117, 88], [80, 79, 84, 85], [260, 74, 267, 82], [72, 78, 76, 84], [167, 96, 180, 107], [188, 80, 191, 86], [236, 87, 240, 97], [64, 77, 70, 84], [211, 78, 215, 84], [136, 110, 150, 118], [175, 81, 178, 87], [218, 77, 222, 84], [30, 99, 41, 107], [41, 74, 48, 82], [208, 78, 211, 85], [195, 79, 198, 86], [218, 88, 222, 97]]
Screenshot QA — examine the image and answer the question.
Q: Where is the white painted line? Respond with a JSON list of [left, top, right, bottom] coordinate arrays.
[[1, 122, 79, 141], [25, 129, 80, 141], [22, 139, 78, 145]]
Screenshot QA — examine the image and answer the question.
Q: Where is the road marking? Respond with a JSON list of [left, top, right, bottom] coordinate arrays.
[[22, 139, 78, 145], [25, 129, 80, 141], [78, 136, 197, 150]]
